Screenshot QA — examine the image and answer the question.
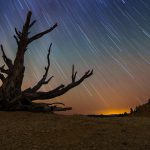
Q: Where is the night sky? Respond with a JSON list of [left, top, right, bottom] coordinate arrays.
[[0, 0, 150, 114]]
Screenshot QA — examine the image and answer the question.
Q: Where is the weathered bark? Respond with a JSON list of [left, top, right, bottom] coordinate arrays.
[[0, 11, 93, 111]]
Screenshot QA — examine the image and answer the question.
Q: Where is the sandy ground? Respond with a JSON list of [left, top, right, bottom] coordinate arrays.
[[0, 112, 149, 150]]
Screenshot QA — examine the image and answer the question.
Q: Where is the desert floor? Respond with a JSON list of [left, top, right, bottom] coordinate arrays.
[[0, 112, 149, 150]]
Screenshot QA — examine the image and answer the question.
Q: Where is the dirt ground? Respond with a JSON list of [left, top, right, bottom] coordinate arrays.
[[0, 112, 149, 150]]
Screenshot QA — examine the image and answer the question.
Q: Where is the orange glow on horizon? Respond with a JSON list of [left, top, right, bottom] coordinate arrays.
[[97, 109, 129, 115]]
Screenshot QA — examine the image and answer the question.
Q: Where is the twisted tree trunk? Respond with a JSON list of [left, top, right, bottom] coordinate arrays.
[[0, 11, 93, 111]]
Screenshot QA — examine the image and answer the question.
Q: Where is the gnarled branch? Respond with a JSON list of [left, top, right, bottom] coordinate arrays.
[[29, 20, 36, 29], [15, 27, 22, 38], [14, 28, 22, 45], [0, 73, 5, 82], [72, 64, 77, 82], [0, 45, 13, 69], [22, 11, 32, 34], [28, 23, 57, 44], [24, 43, 53, 93], [24, 68, 93, 101], [13, 35, 19, 45], [0, 65, 9, 74], [48, 102, 65, 106]]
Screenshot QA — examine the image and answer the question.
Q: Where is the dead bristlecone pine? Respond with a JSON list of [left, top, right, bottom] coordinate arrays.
[[0, 11, 93, 112]]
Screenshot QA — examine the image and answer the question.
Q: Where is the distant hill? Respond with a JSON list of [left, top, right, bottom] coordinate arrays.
[[130, 99, 150, 117]]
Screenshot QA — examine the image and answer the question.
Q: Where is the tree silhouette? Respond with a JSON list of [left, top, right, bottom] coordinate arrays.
[[0, 11, 93, 111]]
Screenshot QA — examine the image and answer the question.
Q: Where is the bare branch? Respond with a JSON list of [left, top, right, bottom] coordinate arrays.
[[15, 27, 19, 35], [25, 69, 93, 101], [22, 11, 32, 33], [51, 106, 72, 111], [13, 35, 19, 45], [48, 102, 65, 106], [72, 64, 75, 81], [28, 23, 57, 44], [51, 84, 65, 92], [72, 64, 77, 82], [0, 65, 9, 74], [15, 28, 21, 39], [24, 43, 53, 92], [29, 20, 36, 29], [0, 45, 13, 69], [43, 76, 54, 84], [31, 76, 53, 92], [0, 73, 5, 82]]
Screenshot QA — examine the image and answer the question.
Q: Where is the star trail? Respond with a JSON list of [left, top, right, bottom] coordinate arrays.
[[0, 0, 150, 114]]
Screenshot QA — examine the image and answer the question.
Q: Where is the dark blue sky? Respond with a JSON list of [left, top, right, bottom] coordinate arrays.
[[0, 0, 150, 114]]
